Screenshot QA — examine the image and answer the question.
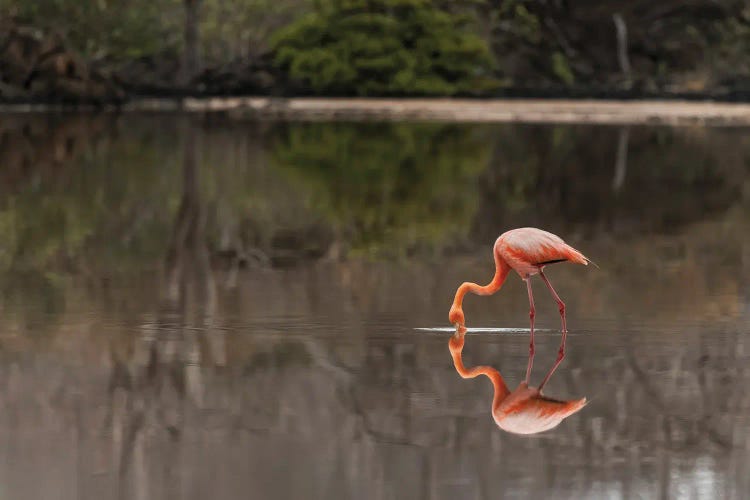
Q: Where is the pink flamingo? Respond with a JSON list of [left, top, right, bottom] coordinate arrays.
[[447, 227, 590, 433]]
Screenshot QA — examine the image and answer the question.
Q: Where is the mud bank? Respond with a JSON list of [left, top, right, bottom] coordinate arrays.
[[6, 97, 750, 125]]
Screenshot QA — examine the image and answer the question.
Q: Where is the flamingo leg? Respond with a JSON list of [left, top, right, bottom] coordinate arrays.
[[538, 270, 567, 391], [525, 278, 536, 385]]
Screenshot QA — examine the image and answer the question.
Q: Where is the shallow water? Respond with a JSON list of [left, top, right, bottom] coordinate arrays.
[[1, 114, 749, 499]]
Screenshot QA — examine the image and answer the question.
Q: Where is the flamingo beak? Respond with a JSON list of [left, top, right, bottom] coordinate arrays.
[[453, 323, 465, 338]]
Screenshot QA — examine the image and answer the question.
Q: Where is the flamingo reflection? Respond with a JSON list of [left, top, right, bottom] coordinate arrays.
[[449, 327, 586, 434]]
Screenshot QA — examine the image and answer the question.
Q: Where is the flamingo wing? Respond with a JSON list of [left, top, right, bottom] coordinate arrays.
[[497, 228, 589, 273]]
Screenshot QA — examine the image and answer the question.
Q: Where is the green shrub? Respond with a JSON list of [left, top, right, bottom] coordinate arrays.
[[271, 0, 496, 95]]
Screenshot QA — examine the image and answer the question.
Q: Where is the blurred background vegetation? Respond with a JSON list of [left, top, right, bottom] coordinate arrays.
[[3, 0, 750, 99]]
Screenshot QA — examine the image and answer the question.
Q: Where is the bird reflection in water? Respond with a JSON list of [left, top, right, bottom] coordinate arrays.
[[448, 228, 590, 434], [449, 327, 586, 434]]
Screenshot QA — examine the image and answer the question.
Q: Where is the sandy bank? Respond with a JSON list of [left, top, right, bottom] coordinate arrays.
[[6, 97, 750, 125]]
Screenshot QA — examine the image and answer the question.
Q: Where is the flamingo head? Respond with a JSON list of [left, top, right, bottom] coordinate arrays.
[[448, 305, 465, 329]]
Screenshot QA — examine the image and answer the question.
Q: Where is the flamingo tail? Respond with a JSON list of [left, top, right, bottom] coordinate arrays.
[[564, 244, 597, 268]]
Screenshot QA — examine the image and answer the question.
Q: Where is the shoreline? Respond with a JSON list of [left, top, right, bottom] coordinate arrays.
[[5, 97, 750, 125]]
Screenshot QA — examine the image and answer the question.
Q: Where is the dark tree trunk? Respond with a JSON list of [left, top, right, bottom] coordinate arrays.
[[612, 13, 631, 87], [183, 0, 201, 86]]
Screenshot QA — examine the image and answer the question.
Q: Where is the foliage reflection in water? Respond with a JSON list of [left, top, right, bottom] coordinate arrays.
[[0, 113, 748, 498]]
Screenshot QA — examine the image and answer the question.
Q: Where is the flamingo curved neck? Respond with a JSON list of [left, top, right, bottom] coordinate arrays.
[[452, 250, 510, 310]]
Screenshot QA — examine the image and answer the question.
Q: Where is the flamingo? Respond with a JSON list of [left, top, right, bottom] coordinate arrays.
[[446, 228, 591, 433]]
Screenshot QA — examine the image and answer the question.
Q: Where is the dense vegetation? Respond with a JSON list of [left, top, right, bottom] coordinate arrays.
[[271, 0, 494, 95], [2, 0, 750, 97]]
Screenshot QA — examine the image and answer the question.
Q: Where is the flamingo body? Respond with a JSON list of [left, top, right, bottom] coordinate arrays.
[[496, 227, 589, 279]]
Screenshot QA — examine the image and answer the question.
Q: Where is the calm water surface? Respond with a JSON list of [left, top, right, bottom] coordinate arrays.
[[0, 114, 749, 499]]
